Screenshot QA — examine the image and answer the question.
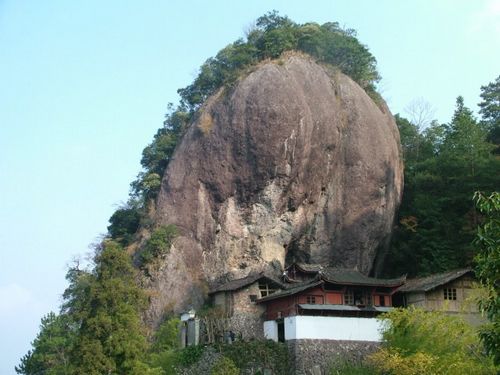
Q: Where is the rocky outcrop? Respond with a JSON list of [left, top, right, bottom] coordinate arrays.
[[146, 54, 403, 320]]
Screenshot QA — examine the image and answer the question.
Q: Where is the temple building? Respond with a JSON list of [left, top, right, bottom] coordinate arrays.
[[208, 263, 405, 342]]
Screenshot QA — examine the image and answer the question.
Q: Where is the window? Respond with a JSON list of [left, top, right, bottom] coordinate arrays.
[[306, 295, 316, 304], [344, 290, 354, 305], [259, 281, 277, 298], [249, 294, 257, 302], [443, 288, 457, 300]]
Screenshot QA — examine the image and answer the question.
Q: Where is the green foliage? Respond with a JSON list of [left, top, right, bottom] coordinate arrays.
[[107, 201, 142, 246], [178, 345, 206, 367], [63, 241, 153, 374], [15, 312, 73, 375], [18, 241, 159, 374], [139, 225, 178, 266], [211, 356, 239, 375], [131, 104, 190, 201], [152, 317, 181, 352], [478, 75, 500, 150], [148, 350, 180, 375], [371, 307, 498, 374], [178, 11, 380, 111], [121, 12, 380, 235], [473, 191, 500, 364], [385, 95, 499, 277]]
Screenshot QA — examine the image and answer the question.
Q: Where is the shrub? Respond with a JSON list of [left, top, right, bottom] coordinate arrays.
[[370, 307, 498, 374], [210, 356, 239, 375], [139, 225, 178, 266], [148, 350, 180, 375], [152, 317, 181, 352], [178, 345, 205, 367]]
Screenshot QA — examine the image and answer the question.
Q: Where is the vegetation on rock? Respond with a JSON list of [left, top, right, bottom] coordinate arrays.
[[138, 224, 178, 267]]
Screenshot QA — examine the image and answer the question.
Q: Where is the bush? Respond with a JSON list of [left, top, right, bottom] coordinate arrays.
[[148, 350, 180, 375], [178, 345, 205, 367], [152, 317, 181, 352], [210, 356, 239, 375], [107, 204, 141, 246], [139, 225, 178, 266], [370, 307, 498, 374]]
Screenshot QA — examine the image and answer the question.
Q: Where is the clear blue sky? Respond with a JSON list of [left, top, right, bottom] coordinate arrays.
[[0, 0, 499, 373]]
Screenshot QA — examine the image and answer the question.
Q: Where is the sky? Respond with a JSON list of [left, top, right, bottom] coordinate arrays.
[[0, 0, 499, 373]]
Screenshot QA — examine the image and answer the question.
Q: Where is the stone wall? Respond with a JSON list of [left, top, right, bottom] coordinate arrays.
[[229, 283, 266, 340], [288, 339, 379, 375]]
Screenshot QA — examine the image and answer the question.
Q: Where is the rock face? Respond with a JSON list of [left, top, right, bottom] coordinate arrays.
[[148, 54, 403, 319]]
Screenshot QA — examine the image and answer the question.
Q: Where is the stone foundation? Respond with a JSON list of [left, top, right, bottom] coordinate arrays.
[[287, 339, 379, 375]]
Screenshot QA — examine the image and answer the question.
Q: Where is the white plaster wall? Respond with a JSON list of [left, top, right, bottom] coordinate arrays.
[[285, 316, 297, 340], [263, 320, 278, 341], [284, 316, 382, 342]]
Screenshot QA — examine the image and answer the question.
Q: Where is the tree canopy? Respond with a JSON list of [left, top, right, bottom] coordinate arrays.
[[474, 191, 500, 364], [17, 242, 160, 375], [384, 91, 499, 277], [178, 11, 380, 111]]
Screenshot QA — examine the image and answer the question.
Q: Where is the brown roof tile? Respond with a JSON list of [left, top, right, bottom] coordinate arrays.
[[397, 268, 473, 293], [208, 272, 284, 294]]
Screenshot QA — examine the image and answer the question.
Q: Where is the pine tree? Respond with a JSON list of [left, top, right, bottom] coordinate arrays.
[[64, 241, 152, 374]]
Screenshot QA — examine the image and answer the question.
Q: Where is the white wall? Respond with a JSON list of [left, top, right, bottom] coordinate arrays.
[[263, 320, 278, 341], [276, 316, 382, 342]]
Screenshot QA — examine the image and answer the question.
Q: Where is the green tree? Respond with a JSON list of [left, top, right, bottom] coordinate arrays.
[[131, 104, 189, 202], [15, 313, 73, 375], [474, 191, 500, 364], [63, 241, 154, 374], [178, 12, 381, 111], [395, 114, 425, 167], [384, 97, 499, 278], [371, 308, 498, 374], [107, 201, 141, 246], [441, 96, 493, 178], [151, 317, 181, 352], [478, 75, 500, 149]]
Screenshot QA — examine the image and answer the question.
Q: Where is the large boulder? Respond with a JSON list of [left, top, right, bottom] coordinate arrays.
[[147, 54, 403, 320]]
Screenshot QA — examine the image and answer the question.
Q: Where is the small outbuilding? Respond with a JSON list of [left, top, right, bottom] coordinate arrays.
[[393, 268, 484, 325], [208, 272, 284, 340]]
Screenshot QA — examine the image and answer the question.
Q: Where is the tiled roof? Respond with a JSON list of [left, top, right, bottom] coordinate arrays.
[[320, 268, 405, 287], [208, 272, 284, 294], [256, 280, 323, 303], [397, 268, 472, 293]]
